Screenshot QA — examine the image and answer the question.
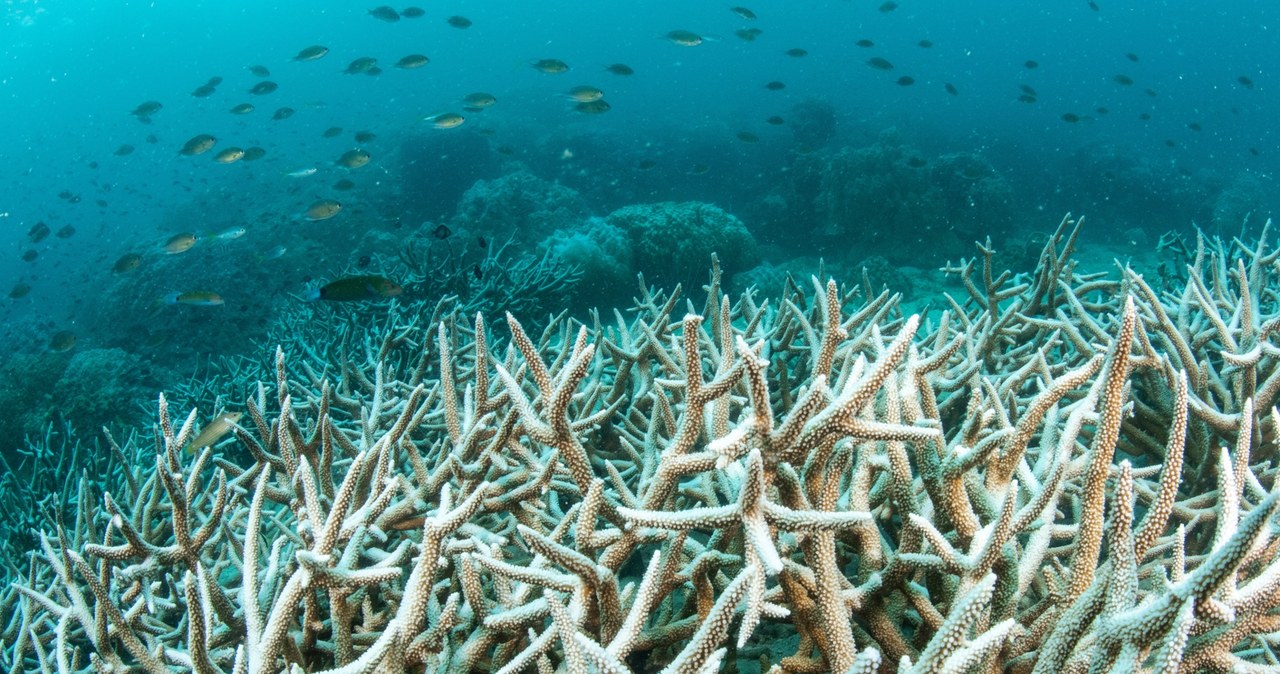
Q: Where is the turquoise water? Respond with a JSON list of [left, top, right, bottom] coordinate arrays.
[[0, 0, 1275, 445]]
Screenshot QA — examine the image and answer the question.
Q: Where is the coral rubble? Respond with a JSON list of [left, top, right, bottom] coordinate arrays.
[[5, 214, 1280, 674]]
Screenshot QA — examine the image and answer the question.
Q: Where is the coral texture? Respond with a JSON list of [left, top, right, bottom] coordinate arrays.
[[5, 214, 1280, 674], [606, 200, 759, 288]]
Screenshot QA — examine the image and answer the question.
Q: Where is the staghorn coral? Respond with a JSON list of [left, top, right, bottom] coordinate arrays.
[[6, 214, 1280, 673]]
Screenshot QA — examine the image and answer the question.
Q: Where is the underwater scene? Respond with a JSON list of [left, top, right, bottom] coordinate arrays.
[[2, 1, 1280, 672]]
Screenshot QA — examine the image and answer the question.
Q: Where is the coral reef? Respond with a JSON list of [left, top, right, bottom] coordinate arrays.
[[448, 167, 591, 247], [541, 216, 636, 308], [6, 214, 1280, 674], [606, 201, 759, 289]]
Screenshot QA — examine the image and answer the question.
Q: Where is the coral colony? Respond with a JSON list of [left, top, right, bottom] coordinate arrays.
[[7, 213, 1280, 673]]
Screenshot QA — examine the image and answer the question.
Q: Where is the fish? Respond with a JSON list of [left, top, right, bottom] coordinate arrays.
[[666, 30, 703, 46], [879, 1, 898, 11], [785, 48, 808, 58], [49, 331, 76, 353], [28, 222, 50, 243], [765, 116, 785, 125], [242, 147, 267, 161], [179, 134, 217, 156], [185, 412, 243, 454], [636, 159, 658, 170], [736, 131, 760, 143], [293, 45, 329, 61], [867, 57, 894, 70], [131, 100, 163, 118], [191, 84, 217, 97], [249, 81, 278, 95], [323, 126, 344, 138], [1062, 113, 1081, 123], [730, 6, 757, 19], [212, 226, 247, 241], [286, 167, 318, 178], [114, 144, 135, 156], [574, 100, 610, 114], [272, 107, 296, 120], [447, 15, 472, 28], [368, 5, 400, 22], [248, 64, 271, 77], [1238, 75, 1255, 89], [426, 112, 466, 128], [431, 224, 452, 239], [163, 291, 225, 306], [112, 253, 142, 273], [906, 157, 928, 168], [918, 39, 934, 48], [605, 63, 634, 76], [944, 82, 959, 96], [213, 147, 246, 164], [856, 39, 875, 48], [55, 224, 75, 238], [401, 6, 424, 17], [307, 275, 403, 302], [1025, 60, 1039, 69], [735, 28, 763, 41], [395, 54, 429, 69], [333, 178, 356, 191], [337, 148, 372, 168], [229, 103, 255, 114], [765, 81, 786, 91], [565, 85, 604, 102], [344, 57, 378, 74], [1126, 52, 1139, 62], [896, 76, 915, 86], [1114, 74, 1134, 86], [532, 59, 570, 74], [9, 282, 31, 299], [304, 200, 343, 221], [164, 233, 199, 254], [261, 244, 288, 260], [462, 92, 497, 108], [354, 130, 377, 143]]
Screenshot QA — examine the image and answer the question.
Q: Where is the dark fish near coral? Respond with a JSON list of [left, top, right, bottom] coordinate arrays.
[[185, 412, 243, 454], [765, 80, 786, 91], [307, 275, 403, 302], [785, 48, 808, 57], [322, 126, 344, 138], [1238, 75, 1254, 89], [446, 15, 472, 28], [163, 290, 224, 306], [191, 83, 217, 98], [574, 100, 610, 114], [666, 30, 703, 46], [272, 107, 296, 120], [736, 131, 760, 143], [21, 250, 37, 262], [28, 222, 50, 243], [293, 45, 329, 61], [944, 82, 959, 95], [395, 54, 429, 69], [356, 255, 371, 269], [344, 57, 379, 74], [896, 76, 915, 86], [337, 148, 372, 168], [9, 282, 31, 299], [304, 200, 343, 221], [368, 5, 400, 22], [49, 331, 76, 353], [164, 233, 199, 254], [229, 103, 255, 114], [906, 156, 928, 168], [565, 85, 604, 102], [55, 224, 75, 238], [533, 59, 570, 74], [867, 57, 894, 70], [249, 64, 271, 77], [249, 81, 278, 95], [636, 159, 658, 170], [432, 224, 452, 239], [1113, 74, 1133, 86], [1062, 112, 1081, 123], [1019, 84, 1038, 97], [765, 115, 785, 125], [1188, 122, 1202, 131], [114, 144, 135, 156], [113, 253, 142, 273], [401, 6, 424, 18], [605, 63, 634, 76]]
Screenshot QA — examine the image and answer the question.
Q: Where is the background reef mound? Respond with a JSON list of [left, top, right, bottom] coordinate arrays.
[[6, 215, 1280, 673]]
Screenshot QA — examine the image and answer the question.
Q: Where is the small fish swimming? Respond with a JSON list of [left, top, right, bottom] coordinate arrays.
[[164, 232, 199, 254], [49, 331, 76, 353], [242, 147, 267, 161], [730, 6, 756, 19], [396, 54, 429, 69], [431, 224, 452, 239], [532, 59, 570, 74], [213, 147, 246, 164], [306, 275, 403, 302], [666, 30, 703, 47], [426, 112, 466, 129], [179, 134, 217, 156], [185, 412, 243, 454], [337, 149, 372, 168], [249, 81, 278, 95], [605, 63, 634, 76], [368, 5, 400, 22], [446, 15, 472, 28], [304, 199, 343, 221], [163, 290, 225, 306], [211, 226, 247, 241], [229, 103, 255, 115], [260, 244, 288, 260], [293, 45, 329, 61], [401, 6, 424, 18], [55, 224, 75, 238], [565, 85, 604, 102], [344, 57, 378, 75], [272, 107, 296, 120], [28, 222, 50, 243], [462, 92, 497, 109], [574, 100, 611, 114], [9, 282, 31, 299], [112, 253, 142, 273], [286, 167, 318, 178]]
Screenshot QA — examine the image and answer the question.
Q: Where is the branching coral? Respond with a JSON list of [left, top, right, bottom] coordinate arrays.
[[6, 214, 1280, 674]]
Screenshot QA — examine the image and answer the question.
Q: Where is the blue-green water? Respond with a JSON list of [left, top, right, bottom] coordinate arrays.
[[0, 0, 1275, 445]]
